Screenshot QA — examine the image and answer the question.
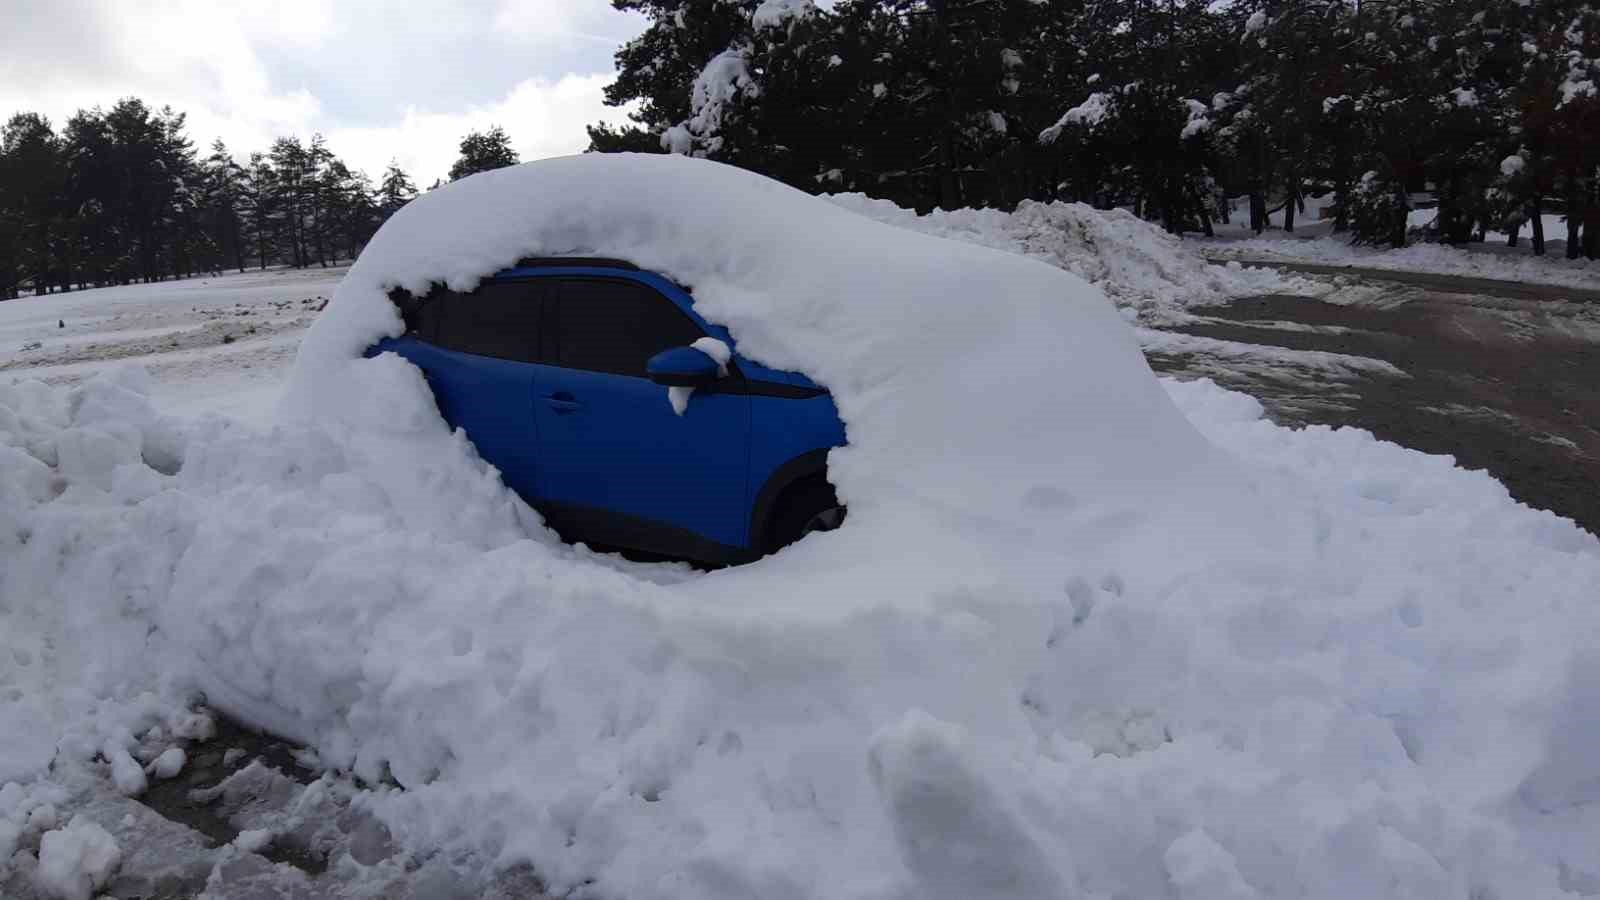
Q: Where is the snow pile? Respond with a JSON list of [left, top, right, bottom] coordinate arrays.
[[35, 817, 120, 900], [5, 154, 1600, 899], [826, 192, 1297, 325], [1205, 234, 1600, 293]]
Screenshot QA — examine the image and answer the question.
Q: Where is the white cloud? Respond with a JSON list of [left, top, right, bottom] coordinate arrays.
[[330, 74, 637, 185], [0, 0, 643, 183]]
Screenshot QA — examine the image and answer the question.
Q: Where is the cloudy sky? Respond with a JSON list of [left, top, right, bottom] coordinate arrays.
[[0, 0, 647, 184]]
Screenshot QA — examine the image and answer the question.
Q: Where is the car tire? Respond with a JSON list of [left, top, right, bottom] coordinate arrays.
[[766, 477, 846, 554]]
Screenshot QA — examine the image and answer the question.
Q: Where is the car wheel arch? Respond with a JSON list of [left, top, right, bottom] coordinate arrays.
[[748, 449, 835, 553]]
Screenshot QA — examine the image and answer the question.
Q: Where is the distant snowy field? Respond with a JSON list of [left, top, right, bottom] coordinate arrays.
[[5, 156, 1600, 900], [0, 267, 344, 424]]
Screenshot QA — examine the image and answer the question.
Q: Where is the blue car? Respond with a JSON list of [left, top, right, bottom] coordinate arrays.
[[370, 257, 847, 564]]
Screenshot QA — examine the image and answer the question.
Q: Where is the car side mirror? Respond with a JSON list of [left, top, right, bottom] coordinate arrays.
[[647, 346, 721, 388]]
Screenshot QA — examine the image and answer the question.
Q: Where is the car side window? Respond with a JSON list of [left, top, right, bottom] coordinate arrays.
[[552, 278, 704, 376], [428, 280, 548, 363], [405, 287, 451, 343]]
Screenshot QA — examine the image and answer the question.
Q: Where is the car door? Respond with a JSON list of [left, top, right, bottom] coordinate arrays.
[[532, 276, 752, 555], [403, 279, 549, 501]]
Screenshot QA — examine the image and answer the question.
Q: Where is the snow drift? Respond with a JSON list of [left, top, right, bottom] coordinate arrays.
[[5, 154, 1600, 900], [824, 193, 1295, 326]]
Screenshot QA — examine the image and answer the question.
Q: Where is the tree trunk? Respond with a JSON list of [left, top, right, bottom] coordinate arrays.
[[1391, 185, 1407, 249], [1585, 196, 1600, 260], [1531, 196, 1545, 256], [1508, 219, 1520, 247], [1567, 177, 1583, 260], [1283, 181, 1297, 234]]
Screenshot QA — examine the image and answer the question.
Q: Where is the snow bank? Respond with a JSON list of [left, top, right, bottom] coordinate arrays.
[[1205, 233, 1600, 293], [5, 155, 1600, 899], [825, 193, 1299, 325]]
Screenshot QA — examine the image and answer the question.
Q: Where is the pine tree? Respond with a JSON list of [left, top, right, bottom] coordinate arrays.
[[377, 160, 417, 217], [0, 113, 62, 294], [306, 133, 336, 267], [200, 140, 247, 273], [269, 137, 312, 267], [240, 153, 279, 271], [447, 126, 519, 181]]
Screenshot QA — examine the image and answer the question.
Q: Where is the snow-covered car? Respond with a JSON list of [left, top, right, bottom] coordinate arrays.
[[370, 257, 847, 564]]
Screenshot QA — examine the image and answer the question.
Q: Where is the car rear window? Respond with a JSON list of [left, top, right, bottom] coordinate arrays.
[[414, 280, 549, 364]]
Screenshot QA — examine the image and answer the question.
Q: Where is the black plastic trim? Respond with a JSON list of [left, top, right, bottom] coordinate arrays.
[[748, 449, 832, 554], [745, 380, 826, 400], [538, 500, 751, 566], [511, 257, 639, 271], [648, 371, 719, 388]]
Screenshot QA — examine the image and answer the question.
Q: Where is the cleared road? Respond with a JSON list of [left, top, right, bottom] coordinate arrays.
[[1150, 269, 1600, 535]]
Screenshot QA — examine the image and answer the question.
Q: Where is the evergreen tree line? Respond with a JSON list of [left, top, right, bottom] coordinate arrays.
[[590, 0, 1600, 257], [0, 98, 431, 299]]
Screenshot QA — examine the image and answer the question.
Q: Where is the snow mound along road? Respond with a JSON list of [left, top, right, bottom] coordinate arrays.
[[825, 193, 1298, 326], [1203, 232, 1600, 294], [4, 154, 1600, 899]]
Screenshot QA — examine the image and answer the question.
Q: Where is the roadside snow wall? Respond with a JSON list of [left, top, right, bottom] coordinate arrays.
[[5, 154, 1600, 900], [824, 193, 1292, 325]]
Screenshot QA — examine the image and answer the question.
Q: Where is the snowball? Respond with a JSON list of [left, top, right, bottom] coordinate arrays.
[[105, 746, 147, 797], [35, 817, 121, 900], [234, 829, 273, 853], [148, 747, 186, 780]]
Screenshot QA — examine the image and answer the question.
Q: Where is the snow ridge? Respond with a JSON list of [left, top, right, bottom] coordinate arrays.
[[824, 193, 1296, 325]]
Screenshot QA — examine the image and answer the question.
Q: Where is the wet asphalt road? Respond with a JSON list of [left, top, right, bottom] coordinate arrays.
[[1147, 271, 1600, 535]]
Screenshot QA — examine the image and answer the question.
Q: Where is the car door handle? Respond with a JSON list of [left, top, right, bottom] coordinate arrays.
[[544, 393, 582, 413]]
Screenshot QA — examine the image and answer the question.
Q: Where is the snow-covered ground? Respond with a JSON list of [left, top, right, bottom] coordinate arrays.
[[0, 267, 344, 425], [4, 156, 1600, 900], [1200, 224, 1599, 292]]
